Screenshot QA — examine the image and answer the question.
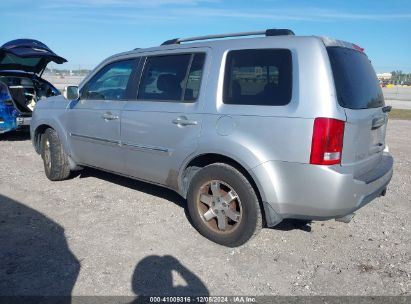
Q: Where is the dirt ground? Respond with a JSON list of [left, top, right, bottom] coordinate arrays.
[[0, 120, 410, 297]]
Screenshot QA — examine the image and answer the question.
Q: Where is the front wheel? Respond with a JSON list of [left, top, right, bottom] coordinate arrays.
[[41, 128, 71, 181], [187, 163, 262, 247]]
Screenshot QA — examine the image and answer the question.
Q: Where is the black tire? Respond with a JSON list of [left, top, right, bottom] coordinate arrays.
[[41, 128, 71, 181], [187, 163, 262, 247]]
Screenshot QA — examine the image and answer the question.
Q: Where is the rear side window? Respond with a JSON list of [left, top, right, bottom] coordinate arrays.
[[138, 53, 205, 102], [327, 47, 384, 109], [223, 49, 292, 106]]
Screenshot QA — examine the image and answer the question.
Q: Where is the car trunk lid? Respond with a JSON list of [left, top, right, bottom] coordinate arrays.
[[0, 39, 67, 75]]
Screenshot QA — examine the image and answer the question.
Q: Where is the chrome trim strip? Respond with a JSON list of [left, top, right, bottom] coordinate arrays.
[[122, 141, 169, 153], [70, 133, 120, 145], [70, 133, 169, 153]]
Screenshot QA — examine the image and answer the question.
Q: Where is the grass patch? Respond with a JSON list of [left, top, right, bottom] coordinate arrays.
[[389, 109, 411, 120]]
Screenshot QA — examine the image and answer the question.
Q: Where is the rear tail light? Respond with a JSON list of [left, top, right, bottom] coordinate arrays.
[[310, 118, 345, 165]]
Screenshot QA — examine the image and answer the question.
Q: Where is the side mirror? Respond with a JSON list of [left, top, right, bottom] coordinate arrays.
[[63, 86, 80, 100]]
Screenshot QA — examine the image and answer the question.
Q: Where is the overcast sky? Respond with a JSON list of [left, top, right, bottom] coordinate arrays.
[[1, 0, 410, 72]]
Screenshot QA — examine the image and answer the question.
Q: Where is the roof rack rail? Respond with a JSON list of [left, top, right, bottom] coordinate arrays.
[[161, 28, 295, 45]]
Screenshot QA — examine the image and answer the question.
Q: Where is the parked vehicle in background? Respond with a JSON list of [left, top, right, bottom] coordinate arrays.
[[31, 29, 393, 247], [0, 39, 66, 134]]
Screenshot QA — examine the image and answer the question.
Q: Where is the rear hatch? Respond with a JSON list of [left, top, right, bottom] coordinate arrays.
[[0, 39, 67, 75], [0, 39, 67, 115], [327, 46, 388, 177]]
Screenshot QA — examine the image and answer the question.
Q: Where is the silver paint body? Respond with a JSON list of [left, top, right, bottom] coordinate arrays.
[[31, 36, 393, 223]]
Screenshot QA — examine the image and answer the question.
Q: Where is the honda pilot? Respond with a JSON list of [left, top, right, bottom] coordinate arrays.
[[30, 29, 393, 247]]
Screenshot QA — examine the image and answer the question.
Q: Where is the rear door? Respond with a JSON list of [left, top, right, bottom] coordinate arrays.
[[120, 51, 207, 186], [327, 47, 387, 176]]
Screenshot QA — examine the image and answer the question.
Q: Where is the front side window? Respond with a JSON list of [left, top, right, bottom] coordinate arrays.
[[223, 49, 292, 106], [138, 53, 205, 102], [82, 60, 134, 100]]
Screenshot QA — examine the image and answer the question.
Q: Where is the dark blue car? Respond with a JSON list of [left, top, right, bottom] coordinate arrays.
[[0, 39, 66, 134]]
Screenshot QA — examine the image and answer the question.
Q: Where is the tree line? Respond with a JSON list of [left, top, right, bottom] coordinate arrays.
[[390, 71, 411, 83]]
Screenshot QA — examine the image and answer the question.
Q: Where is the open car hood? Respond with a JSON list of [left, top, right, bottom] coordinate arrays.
[[0, 39, 67, 74]]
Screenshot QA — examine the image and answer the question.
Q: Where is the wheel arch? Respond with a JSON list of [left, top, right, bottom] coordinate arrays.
[[33, 124, 52, 154], [33, 122, 80, 172], [32, 121, 70, 157], [180, 153, 273, 226], [179, 152, 284, 227], [180, 152, 266, 202]]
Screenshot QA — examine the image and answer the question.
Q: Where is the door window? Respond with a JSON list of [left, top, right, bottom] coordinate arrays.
[[82, 60, 134, 100], [138, 53, 205, 102]]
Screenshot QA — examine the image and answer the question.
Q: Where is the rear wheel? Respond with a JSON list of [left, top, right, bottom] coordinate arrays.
[[187, 163, 262, 247], [41, 128, 71, 181]]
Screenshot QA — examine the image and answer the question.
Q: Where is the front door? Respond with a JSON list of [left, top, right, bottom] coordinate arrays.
[[67, 59, 137, 172]]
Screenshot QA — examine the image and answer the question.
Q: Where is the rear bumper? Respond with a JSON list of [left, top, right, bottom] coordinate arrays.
[[0, 116, 31, 133], [16, 116, 31, 126], [0, 101, 31, 133], [0, 104, 16, 133], [252, 153, 393, 225]]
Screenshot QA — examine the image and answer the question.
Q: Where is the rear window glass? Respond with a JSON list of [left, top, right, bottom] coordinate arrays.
[[0, 53, 41, 67], [327, 47, 384, 109], [223, 49, 292, 106]]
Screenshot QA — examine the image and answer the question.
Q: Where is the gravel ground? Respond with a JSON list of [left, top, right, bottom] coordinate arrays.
[[0, 120, 410, 297], [385, 100, 411, 110], [383, 87, 411, 101]]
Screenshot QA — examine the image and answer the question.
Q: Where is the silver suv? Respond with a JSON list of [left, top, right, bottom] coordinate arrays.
[[31, 29, 393, 247]]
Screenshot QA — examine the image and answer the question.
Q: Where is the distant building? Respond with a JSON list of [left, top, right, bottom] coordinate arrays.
[[377, 73, 392, 80]]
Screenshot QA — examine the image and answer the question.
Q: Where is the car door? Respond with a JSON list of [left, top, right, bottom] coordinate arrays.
[[121, 51, 208, 187], [66, 58, 138, 172]]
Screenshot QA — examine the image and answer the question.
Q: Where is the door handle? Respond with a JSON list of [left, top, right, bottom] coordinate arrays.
[[102, 112, 119, 121], [172, 116, 198, 126]]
